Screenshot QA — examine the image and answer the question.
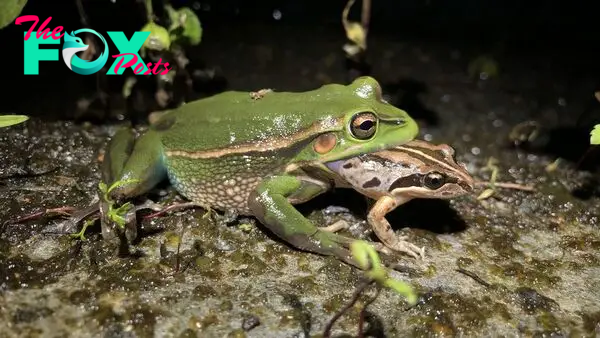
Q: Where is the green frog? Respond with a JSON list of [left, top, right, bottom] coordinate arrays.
[[325, 139, 474, 259], [100, 76, 419, 267]]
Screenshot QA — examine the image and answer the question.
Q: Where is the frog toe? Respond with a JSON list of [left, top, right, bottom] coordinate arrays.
[[388, 236, 426, 260]]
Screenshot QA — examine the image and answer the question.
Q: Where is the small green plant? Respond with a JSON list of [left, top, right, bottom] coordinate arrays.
[[0, 115, 29, 128], [70, 218, 97, 241], [98, 178, 140, 229], [140, 0, 202, 54], [591, 124, 600, 145], [323, 240, 417, 337], [350, 241, 417, 303], [477, 157, 499, 200]]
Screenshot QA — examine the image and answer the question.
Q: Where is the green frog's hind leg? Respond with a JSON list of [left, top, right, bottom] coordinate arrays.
[[105, 128, 167, 201], [100, 127, 167, 242], [248, 175, 362, 268]]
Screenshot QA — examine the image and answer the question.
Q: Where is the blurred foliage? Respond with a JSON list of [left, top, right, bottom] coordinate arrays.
[[165, 5, 202, 46], [591, 125, 600, 145], [0, 0, 27, 29], [468, 55, 499, 80], [141, 2, 202, 54], [0, 115, 29, 128]]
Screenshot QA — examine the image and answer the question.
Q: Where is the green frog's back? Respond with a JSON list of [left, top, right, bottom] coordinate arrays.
[[150, 82, 373, 153]]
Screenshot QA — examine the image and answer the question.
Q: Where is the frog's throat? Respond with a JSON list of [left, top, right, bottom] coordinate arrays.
[[164, 118, 345, 159]]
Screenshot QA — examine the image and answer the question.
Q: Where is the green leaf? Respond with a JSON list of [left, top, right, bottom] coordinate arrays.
[[591, 124, 600, 145], [176, 7, 202, 45], [166, 6, 202, 46], [140, 21, 171, 51], [0, 0, 27, 30], [0, 115, 28, 128], [350, 240, 386, 281], [383, 279, 418, 305]]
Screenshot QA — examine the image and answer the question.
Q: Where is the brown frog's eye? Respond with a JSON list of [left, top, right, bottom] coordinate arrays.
[[423, 172, 445, 190], [350, 112, 377, 140]]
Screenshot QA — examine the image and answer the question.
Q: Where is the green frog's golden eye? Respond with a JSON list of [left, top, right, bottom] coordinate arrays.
[[424, 172, 445, 190], [350, 112, 378, 139]]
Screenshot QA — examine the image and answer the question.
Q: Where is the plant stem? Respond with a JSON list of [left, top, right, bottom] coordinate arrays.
[[323, 279, 373, 338], [358, 285, 380, 338], [145, 0, 154, 22]]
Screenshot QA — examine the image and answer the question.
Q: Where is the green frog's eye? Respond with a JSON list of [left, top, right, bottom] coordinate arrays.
[[350, 112, 378, 140], [423, 172, 445, 190]]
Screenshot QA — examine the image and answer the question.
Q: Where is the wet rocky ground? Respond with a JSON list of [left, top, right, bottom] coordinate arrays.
[[2, 22, 600, 337]]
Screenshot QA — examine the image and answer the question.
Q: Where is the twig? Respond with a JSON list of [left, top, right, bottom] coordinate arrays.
[[361, 0, 371, 38], [5, 206, 76, 225], [145, 0, 154, 22], [323, 279, 373, 338], [358, 285, 380, 338], [456, 268, 490, 288], [474, 180, 535, 192], [142, 202, 198, 220]]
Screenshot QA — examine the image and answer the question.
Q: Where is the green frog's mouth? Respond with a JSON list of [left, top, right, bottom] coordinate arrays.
[[324, 160, 344, 174]]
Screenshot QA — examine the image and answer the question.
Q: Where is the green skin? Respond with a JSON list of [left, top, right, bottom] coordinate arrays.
[[101, 76, 419, 267]]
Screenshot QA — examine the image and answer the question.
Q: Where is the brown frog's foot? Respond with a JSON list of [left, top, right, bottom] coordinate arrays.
[[320, 220, 396, 257], [320, 219, 350, 232], [386, 235, 425, 260]]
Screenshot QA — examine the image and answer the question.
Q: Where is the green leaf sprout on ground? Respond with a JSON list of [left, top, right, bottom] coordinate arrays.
[[0, 115, 29, 128], [70, 218, 97, 241], [323, 240, 417, 337], [350, 240, 418, 304], [98, 178, 140, 229]]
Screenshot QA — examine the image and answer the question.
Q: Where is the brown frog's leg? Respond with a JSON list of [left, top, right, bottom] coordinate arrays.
[[367, 196, 425, 259]]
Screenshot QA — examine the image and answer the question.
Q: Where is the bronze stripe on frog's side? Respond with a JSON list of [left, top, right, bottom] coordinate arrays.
[[164, 118, 344, 160], [393, 140, 460, 174]]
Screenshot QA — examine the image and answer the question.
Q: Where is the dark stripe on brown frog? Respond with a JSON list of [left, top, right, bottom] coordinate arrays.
[[388, 173, 459, 191], [362, 177, 382, 189]]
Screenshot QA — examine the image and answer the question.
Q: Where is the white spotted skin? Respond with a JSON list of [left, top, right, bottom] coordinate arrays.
[[165, 153, 287, 214]]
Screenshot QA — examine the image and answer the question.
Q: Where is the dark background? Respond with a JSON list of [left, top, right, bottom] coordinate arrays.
[[1, 0, 600, 124]]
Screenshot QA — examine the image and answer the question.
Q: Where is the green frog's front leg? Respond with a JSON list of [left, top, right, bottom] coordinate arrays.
[[248, 175, 361, 267]]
